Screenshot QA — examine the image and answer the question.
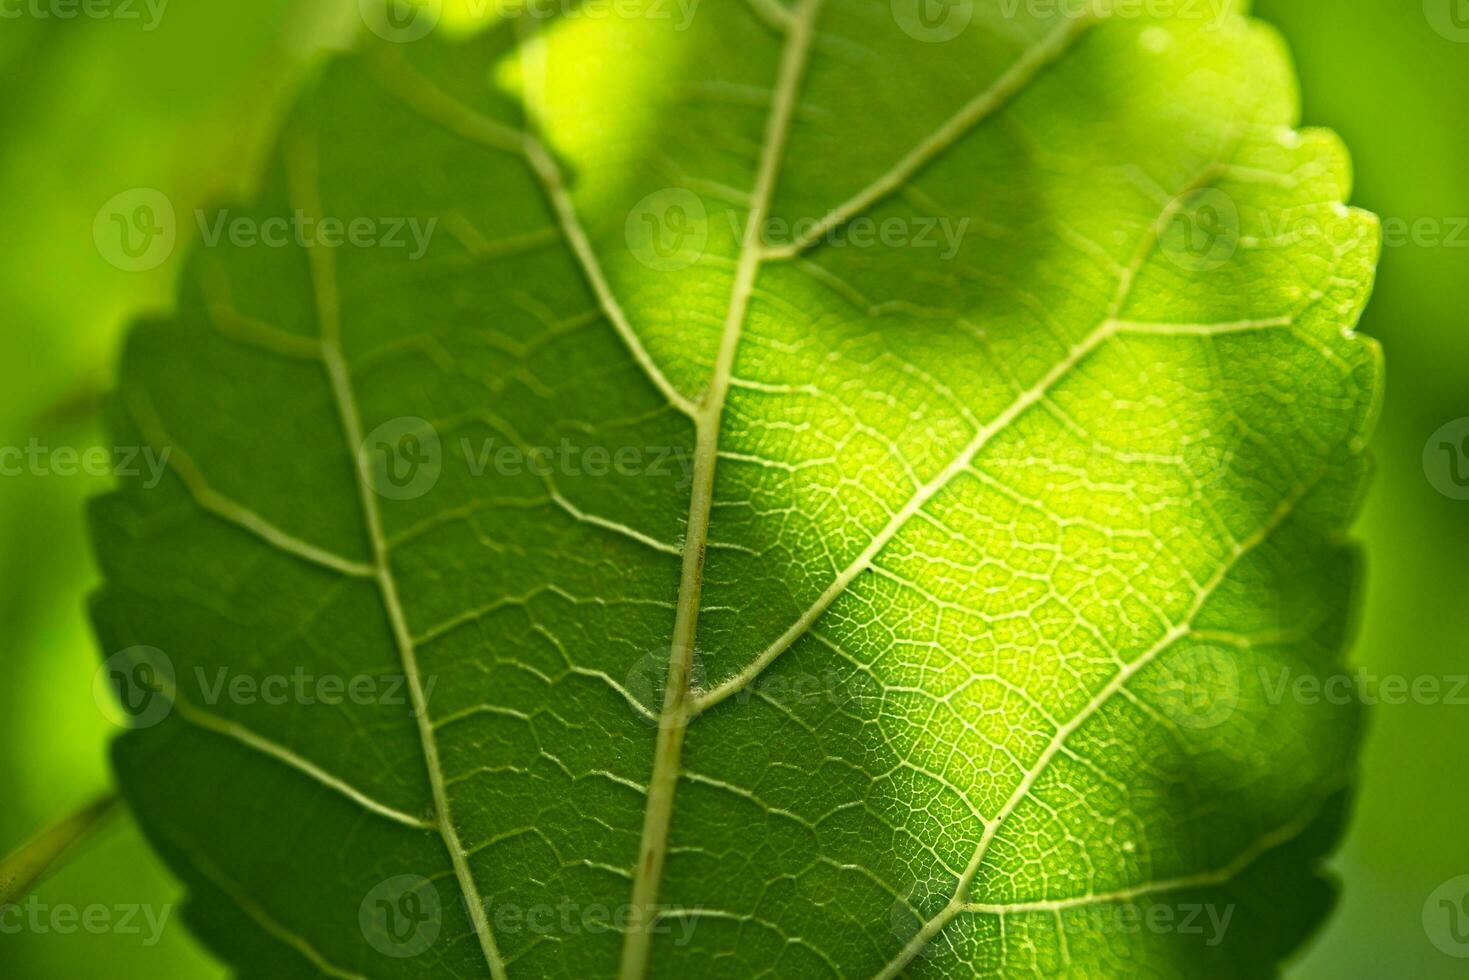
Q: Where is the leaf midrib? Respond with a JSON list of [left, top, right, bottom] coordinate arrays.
[[291, 7, 1135, 977], [603, 5, 1119, 977], [614, 2, 826, 976]]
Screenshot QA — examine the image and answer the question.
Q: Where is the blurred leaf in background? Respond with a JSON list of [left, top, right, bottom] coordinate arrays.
[[1253, 0, 1469, 976], [0, 1, 354, 976]]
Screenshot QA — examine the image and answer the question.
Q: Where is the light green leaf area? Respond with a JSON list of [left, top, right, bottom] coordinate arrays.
[[90, 1, 1381, 978]]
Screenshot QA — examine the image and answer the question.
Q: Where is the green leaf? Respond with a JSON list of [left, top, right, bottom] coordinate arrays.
[[90, 1, 1381, 977]]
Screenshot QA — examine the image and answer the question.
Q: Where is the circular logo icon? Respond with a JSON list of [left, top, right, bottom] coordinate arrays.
[[359, 0, 442, 43], [360, 417, 442, 501], [890, 873, 959, 957], [1423, 418, 1469, 500], [1159, 187, 1240, 273], [1425, 0, 1469, 42], [625, 189, 709, 272], [94, 188, 176, 272], [1424, 875, 1469, 958], [891, 0, 974, 42], [360, 875, 442, 958], [1181, 437, 1235, 489], [625, 647, 707, 727], [93, 646, 176, 730], [1154, 645, 1239, 730]]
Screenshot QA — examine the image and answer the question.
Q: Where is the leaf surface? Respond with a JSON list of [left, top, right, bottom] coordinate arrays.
[[91, 1, 1382, 977]]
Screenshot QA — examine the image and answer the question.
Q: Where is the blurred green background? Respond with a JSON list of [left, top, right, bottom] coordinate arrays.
[[0, 1, 1464, 976]]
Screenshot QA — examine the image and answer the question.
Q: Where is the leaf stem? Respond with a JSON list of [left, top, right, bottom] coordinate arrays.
[[1, 793, 121, 908]]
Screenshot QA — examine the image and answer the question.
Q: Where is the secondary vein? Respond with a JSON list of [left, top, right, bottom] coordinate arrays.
[[365, 48, 698, 421], [870, 471, 1325, 980], [287, 126, 511, 980], [765, 5, 1099, 261]]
